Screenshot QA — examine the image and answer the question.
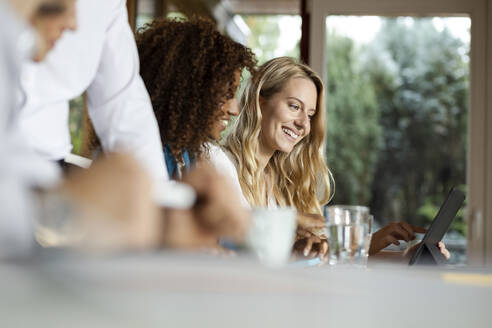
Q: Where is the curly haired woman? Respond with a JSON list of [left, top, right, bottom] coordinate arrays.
[[136, 17, 256, 179]]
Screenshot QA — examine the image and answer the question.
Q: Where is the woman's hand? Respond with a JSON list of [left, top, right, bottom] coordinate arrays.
[[403, 241, 450, 260], [438, 241, 451, 260], [372, 241, 451, 263], [369, 221, 426, 256], [292, 213, 328, 260], [296, 213, 326, 231], [293, 228, 329, 260]]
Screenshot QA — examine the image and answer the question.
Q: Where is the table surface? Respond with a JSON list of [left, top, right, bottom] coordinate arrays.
[[1, 251, 491, 328]]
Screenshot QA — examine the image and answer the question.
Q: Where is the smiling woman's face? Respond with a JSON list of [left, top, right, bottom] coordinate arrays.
[[259, 77, 318, 154]]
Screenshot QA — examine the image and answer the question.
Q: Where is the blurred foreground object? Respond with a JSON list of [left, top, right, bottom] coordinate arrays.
[[19, 0, 168, 182], [63, 153, 197, 209], [0, 0, 63, 259], [36, 153, 162, 251], [164, 163, 251, 248], [247, 207, 297, 267], [1, 254, 490, 327], [37, 159, 252, 254]]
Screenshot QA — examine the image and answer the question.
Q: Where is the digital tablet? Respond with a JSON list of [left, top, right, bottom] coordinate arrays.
[[409, 186, 466, 265]]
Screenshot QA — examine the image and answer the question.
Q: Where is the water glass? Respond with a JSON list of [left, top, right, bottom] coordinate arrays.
[[324, 205, 372, 267]]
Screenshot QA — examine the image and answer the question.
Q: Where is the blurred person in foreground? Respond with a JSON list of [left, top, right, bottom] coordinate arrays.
[[18, 0, 168, 182], [0, 0, 75, 258], [0, 0, 249, 259]]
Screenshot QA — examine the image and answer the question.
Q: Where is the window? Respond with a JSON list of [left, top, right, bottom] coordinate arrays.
[[324, 16, 470, 264], [309, 0, 491, 265], [239, 14, 301, 64], [69, 96, 84, 155]]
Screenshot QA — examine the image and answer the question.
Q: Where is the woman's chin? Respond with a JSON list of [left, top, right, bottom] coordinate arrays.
[[210, 134, 222, 142], [275, 144, 294, 154], [274, 137, 301, 154]]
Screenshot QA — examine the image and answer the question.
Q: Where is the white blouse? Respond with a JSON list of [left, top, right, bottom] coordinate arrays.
[[207, 143, 278, 209], [207, 143, 249, 207]]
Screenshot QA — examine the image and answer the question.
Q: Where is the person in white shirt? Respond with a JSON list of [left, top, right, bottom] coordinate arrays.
[[0, 0, 54, 258], [0, 0, 82, 258], [19, 0, 168, 182], [0, 0, 250, 258], [0, 0, 160, 257]]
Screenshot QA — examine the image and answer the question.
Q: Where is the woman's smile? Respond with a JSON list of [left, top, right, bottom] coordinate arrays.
[[282, 126, 300, 142]]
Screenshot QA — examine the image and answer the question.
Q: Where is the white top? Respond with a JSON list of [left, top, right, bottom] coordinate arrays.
[[0, 1, 60, 259], [207, 143, 279, 209], [18, 0, 168, 182], [207, 143, 249, 207]]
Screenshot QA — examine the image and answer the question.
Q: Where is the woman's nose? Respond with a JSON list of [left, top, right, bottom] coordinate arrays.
[[224, 97, 239, 116]]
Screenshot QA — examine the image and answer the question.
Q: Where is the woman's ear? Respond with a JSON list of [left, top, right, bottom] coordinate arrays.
[[258, 96, 265, 111]]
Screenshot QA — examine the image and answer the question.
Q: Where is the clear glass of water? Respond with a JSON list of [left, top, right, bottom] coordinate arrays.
[[324, 205, 372, 267]]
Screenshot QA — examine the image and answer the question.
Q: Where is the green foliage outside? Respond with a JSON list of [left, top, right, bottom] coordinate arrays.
[[326, 18, 469, 235], [325, 32, 382, 206], [69, 96, 84, 155], [241, 15, 300, 65], [417, 185, 467, 235]]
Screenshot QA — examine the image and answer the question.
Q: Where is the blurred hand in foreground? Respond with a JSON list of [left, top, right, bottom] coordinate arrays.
[[163, 162, 251, 248], [60, 152, 161, 250], [41, 155, 251, 252]]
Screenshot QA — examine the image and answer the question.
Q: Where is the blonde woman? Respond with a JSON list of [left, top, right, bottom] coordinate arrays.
[[211, 57, 331, 258], [213, 57, 450, 261]]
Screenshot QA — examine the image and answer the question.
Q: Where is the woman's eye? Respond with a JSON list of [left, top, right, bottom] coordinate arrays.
[[308, 114, 314, 120], [289, 104, 300, 111]]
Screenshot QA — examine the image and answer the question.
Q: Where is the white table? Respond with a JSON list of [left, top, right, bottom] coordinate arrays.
[[1, 251, 491, 328]]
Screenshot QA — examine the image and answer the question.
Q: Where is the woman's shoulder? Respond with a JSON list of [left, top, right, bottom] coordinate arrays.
[[206, 142, 250, 208], [207, 143, 238, 171]]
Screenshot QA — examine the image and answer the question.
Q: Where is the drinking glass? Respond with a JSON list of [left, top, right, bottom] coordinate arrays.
[[324, 205, 372, 267], [361, 215, 374, 264]]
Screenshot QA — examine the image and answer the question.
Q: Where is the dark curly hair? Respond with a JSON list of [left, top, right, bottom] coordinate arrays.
[[136, 17, 256, 159]]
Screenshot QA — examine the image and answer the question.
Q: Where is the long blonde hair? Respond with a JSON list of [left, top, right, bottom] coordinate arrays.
[[223, 57, 332, 214]]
